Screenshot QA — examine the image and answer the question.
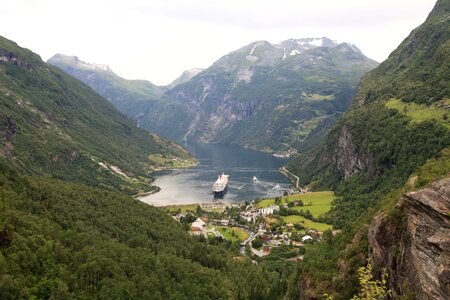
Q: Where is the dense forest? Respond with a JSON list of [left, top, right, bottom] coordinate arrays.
[[0, 160, 299, 299]]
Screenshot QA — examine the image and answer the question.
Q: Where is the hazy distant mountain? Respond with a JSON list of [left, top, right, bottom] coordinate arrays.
[[166, 68, 204, 89], [160, 37, 378, 152], [48, 54, 164, 118], [49, 38, 378, 153]]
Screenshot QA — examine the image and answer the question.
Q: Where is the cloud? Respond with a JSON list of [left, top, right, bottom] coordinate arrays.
[[0, 0, 437, 85]]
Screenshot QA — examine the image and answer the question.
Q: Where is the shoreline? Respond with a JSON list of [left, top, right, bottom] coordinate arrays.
[[279, 166, 300, 191]]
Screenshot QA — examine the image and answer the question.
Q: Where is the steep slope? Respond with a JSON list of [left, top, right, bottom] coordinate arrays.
[[0, 36, 194, 194], [287, 0, 450, 298], [0, 160, 295, 299], [369, 177, 450, 299], [160, 38, 378, 153], [47, 54, 164, 119]]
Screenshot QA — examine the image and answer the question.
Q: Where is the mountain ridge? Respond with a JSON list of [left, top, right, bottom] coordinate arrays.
[[0, 36, 194, 194], [154, 37, 378, 152], [49, 37, 378, 153]]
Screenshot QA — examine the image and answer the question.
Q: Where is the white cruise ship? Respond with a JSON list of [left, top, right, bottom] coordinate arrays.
[[212, 173, 229, 196]]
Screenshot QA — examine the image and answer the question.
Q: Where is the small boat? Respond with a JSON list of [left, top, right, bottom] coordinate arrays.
[[253, 176, 258, 182]]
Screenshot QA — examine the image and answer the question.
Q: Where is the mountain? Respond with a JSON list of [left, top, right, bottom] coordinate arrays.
[[160, 37, 378, 152], [0, 36, 194, 194], [47, 54, 164, 119], [0, 36, 300, 299], [288, 0, 450, 298], [51, 38, 378, 154], [166, 68, 204, 89]]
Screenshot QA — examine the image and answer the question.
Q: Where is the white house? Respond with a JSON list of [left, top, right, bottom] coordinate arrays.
[[258, 205, 279, 216], [191, 218, 206, 232], [301, 235, 313, 242]]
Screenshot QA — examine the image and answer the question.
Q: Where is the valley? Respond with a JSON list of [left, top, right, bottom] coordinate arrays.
[[1, 0, 449, 299]]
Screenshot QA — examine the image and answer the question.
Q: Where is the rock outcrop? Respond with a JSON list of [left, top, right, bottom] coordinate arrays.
[[332, 125, 373, 180], [369, 178, 450, 299]]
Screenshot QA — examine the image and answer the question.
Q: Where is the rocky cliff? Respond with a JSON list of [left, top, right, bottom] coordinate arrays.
[[332, 125, 373, 180], [163, 38, 378, 152], [369, 178, 450, 299]]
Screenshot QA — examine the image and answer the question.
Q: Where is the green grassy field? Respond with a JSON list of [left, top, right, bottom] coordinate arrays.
[[216, 226, 249, 242], [386, 98, 450, 129], [256, 191, 335, 217], [282, 215, 332, 231], [163, 203, 199, 213], [288, 191, 335, 218], [257, 191, 335, 231]]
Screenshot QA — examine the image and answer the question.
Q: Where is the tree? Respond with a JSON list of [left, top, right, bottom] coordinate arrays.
[[351, 264, 391, 300]]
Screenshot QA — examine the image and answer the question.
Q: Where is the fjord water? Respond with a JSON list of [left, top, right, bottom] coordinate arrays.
[[140, 143, 292, 206]]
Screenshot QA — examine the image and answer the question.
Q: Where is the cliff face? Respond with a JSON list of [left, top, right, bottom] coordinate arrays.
[[332, 125, 373, 180], [368, 178, 450, 299]]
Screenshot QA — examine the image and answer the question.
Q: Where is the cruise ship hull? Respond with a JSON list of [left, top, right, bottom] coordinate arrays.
[[213, 184, 228, 197]]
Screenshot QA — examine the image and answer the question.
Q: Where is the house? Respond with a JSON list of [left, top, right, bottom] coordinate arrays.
[[269, 239, 281, 246], [286, 223, 294, 229], [301, 235, 313, 242], [258, 205, 279, 216], [219, 219, 229, 226], [191, 218, 206, 232], [292, 241, 303, 247], [308, 230, 322, 238]]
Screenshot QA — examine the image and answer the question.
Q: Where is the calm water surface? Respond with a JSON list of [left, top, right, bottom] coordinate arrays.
[[139, 143, 292, 206]]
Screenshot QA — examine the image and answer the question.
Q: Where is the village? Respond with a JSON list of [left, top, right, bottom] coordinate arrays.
[[164, 191, 339, 261]]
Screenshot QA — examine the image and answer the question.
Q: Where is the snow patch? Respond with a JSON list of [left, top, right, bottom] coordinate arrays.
[[249, 44, 258, 56], [282, 48, 286, 60], [246, 55, 259, 62], [290, 49, 300, 56], [78, 60, 109, 71], [310, 38, 323, 47]]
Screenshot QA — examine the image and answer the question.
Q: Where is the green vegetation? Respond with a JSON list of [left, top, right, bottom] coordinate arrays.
[[288, 191, 335, 217], [385, 98, 450, 128], [0, 36, 193, 195], [286, 1, 450, 298], [47, 54, 164, 118], [0, 160, 296, 299], [256, 191, 334, 218], [70, 38, 376, 152], [255, 192, 334, 231], [216, 226, 249, 242], [351, 264, 391, 300], [282, 215, 332, 231], [148, 153, 198, 170], [163, 203, 200, 214]]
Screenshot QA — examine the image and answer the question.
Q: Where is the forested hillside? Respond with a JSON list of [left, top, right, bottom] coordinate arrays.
[[0, 36, 194, 194], [0, 37, 299, 299], [286, 0, 450, 298], [0, 161, 297, 299], [47, 54, 164, 118]]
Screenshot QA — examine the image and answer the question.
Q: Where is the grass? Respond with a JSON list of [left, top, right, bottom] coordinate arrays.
[[256, 191, 335, 217], [163, 203, 199, 213], [257, 191, 335, 231], [385, 98, 450, 129], [148, 153, 198, 169], [282, 215, 332, 231], [287, 191, 335, 218], [216, 226, 249, 242]]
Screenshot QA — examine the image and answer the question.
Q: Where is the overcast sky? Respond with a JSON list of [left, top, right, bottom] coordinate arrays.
[[0, 0, 437, 85]]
